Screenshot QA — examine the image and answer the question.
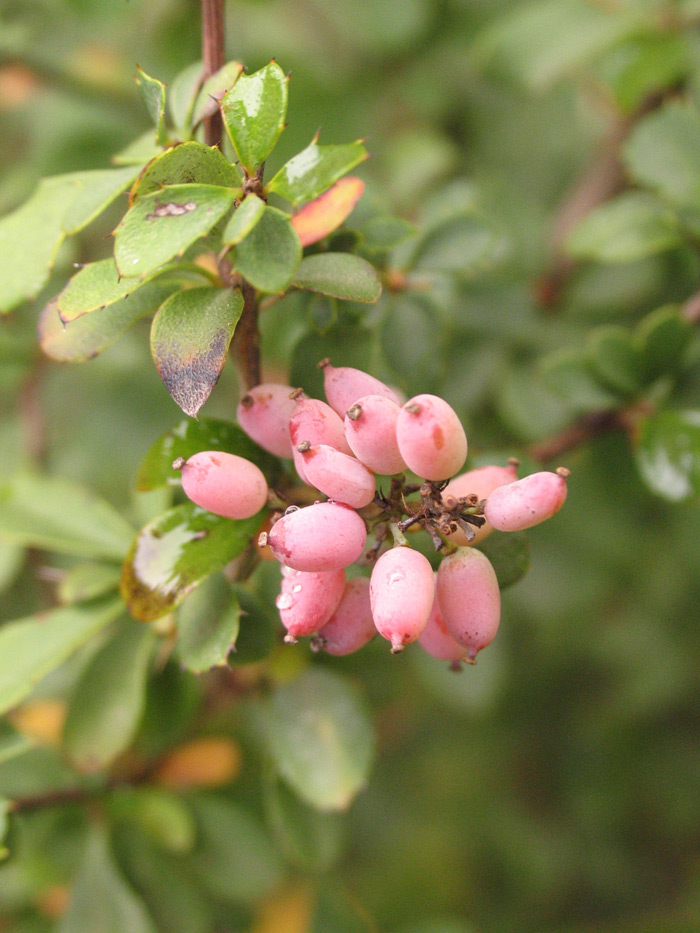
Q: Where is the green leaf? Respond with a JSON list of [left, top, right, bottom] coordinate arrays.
[[477, 531, 530, 590], [290, 323, 375, 399], [541, 348, 621, 412], [176, 573, 240, 673], [112, 131, 163, 167], [634, 409, 700, 501], [109, 787, 197, 854], [114, 184, 236, 279], [58, 824, 156, 933], [220, 61, 288, 173], [311, 885, 375, 933], [63, 618, 155, 772], [292, 253, 381, 303], [267, 138, 368, 205], [412, 213, 507, 275], [0, 472, 135, 558], [0, 542, 23, 594], [229, 583, 279, 665], [130, 142, 240, 203], [257, 668, 375, 811], [0, 721, 34, 766], [192, 61, 244, 126], [233, 205, 302, 292], [634, 304, 693, 382], [62, 166, 141, 235], [595, 33, 690, 114], [380, 295, 445, 394], [191, 795, 284, 904], [58, 562, 122, 605], [150, 286, 243, 417], [120, 502, 264, 622], [135, 418, 279, 492], [566, 193, 681, 263], [586, 325, 642, 397], [357, 215, 417, 253], [57, 259, 142, 321], [0, 797, 9, 859], [0, 596, 123, 716], [222, 194, 265, 245], [135, 66, 168, 148], [624, 101, 700, 210]]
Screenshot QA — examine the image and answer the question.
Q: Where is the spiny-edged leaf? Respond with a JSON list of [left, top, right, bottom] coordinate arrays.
[[0, 472, 135, 559], [222, 194, 265, 245], [477, 531, 530, 590], [150, 286, 243, 417], [58, 562, 122, 606], [586, 325, 642, 396], [0, 596, 124, 716], [58, 824, 156, 933], [136, 418, 280, 492], [233, 205, 301, 292], [114, 184, 236, 279], [192, 61, 244, 126], [120, 502, 264, 621], [176, 573, 240, 672], [291, 177, 365, 247], [540, 348, 622, 412], [229, 583, 279, 665], [267, 139, 368, 205], [63, 618, 155, 772], [290, 323, 375, 400], [135, 65, 168, 147], [634, 409, 700, 502], [566, 192, 681, 263], [58, 259, 141, 321], [634, 304, 693, 382], [190, 795, 285, 904], [293, 253, 381, 303], [62, 166, 141, 235], [412, 213, 508, 276], [220, 61, 288, 173], [40, 282, 179, 363], [130, 142, 240, 204], [256, 668, 375, 811]]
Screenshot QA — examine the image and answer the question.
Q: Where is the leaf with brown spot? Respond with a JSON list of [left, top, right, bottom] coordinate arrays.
[[150, 286, 243, 417]]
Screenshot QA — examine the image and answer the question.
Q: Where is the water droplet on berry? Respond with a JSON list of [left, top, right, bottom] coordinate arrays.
[[276, 593, 294, 610]]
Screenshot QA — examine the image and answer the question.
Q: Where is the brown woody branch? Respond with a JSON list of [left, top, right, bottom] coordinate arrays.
[[201, 0, 225, 147]]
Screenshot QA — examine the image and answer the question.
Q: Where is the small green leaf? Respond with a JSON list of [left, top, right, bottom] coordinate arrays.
[[0, 472, 135, 558], [58, 562, 122, 605], [136, 418, 279, 492], [192, 61, 244, 126], [0, 596, 124, 716], [229, 583, 279, 665], [130, 143, 240, 203], [110, 787, 197, 854], [586, 325, 642, 396], [57, 259, 141, 322], [150, 286, 243, 417], [135, 66, 169, 147], [412, 213, 507, 275], [120, 503, 264, 621], [257, 668, 375, 811], [233, 205, 302, 292], [0, 543, 23, 594], [267, 138, 368, 205], [114, 184, 236, 279], [634, 409, 700, 501], [634, 304, 693, 382], [167, 61, 204, 133], [63, 618, 155, 772], [358, 215, 417, 252], [541, 348, 621, 412], [222, 194, 265, 245], [220, 61, 288, 173], [176, 573, 240, 673], [293, 253, 381, 303], [596, 33, 690, 114], [62, 166, 141, 235], [380, 295, 445, 393], [477, 531, 530, 590]]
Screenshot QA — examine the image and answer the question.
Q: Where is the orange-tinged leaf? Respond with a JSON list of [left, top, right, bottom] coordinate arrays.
[[10, 699, 66, 747], [154, 737, 242, 788], [291, 177, 364, 247]]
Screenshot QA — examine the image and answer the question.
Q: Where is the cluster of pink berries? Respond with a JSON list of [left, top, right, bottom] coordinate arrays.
[[176, 361, 569, 664]]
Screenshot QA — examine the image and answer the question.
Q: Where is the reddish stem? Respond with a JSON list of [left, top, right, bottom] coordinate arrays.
[[201, 0, 225, 147]]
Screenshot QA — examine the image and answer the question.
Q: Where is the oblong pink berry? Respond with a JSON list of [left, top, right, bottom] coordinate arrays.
[[276, 566, 346, 642], [483, 470, 568, 532], [436, 547, 500, 661], [296, 444, 376, 509], [417, 577, 467, 665], [180, 451, 268, 519], [237, 384, 297, 458], [396, 394, 467, 481], [344, 395, 407, 475], [288, 396, 352, 481], [443, 463, 519, 545], [320, 360, 401, 417], [369, 547, 434, 653], [315, 577, 376, 656], [267, 501, 367, 572]]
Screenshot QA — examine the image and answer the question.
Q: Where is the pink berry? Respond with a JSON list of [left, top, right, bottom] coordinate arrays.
[[320, 359, 401, 417], [275, 566, 346, 642], [483, 470, 569, 532], [266, 501, 367, 572], [396, 394, 467, 481], [288, 396, 352, 482], [344, 395, 407, 475], [179, 451, 268, 519], [314, 577, 376, 656], [369, 547, 434, 653], [296, 443, 376, 509], [417, 576, 468, 665], [237, 384, 297, 458], [436, 547, 500, 661], [443, 463, 519, 545]]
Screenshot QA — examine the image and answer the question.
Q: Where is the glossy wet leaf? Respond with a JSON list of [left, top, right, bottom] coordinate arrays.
[[135, 66, 168, 147], [57, 562, 122, 606], [292, 253, 381, 302], [130, 142, 240, 203], [257, 668, 375, 811], [63, 618, 155, 772], [192, 61, 244, 126], [291, 177, 365, 247], [0, 472, 135, 558], [267, 138, 368, 205], [634, 409, 700, 501], [586, 326, 642, 396], [120, 502, 264, 621], [233, 205, 302, 292], [567, 193, 681, 263], [62, 166, 141, 234], [150, 286, 243, 417], [477, 531, 530, 590], [176, 573, 240, 672], [114, 184, 236, 278], [0, 596, 124, 715], [634, 304, 693, 382], [222, 194, 265, 245], [220, 61, 288, 173]]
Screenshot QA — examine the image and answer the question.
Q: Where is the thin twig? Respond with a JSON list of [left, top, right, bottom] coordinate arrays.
[[201, 0, 225, 147], [527, 409, 626, 463], [235, 281, 262, 389]]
